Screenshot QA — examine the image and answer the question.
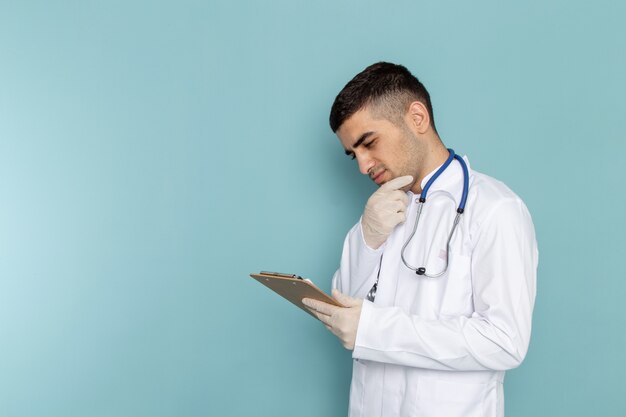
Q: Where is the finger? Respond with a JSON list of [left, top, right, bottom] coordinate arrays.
[[388, 211, 406, 227], [303, 298, 339, 316], [315, 311, 332, 326], [302, 298, 324, 310], [379, 191, 408, 213], [304, 304, 330, 322], [391, 199, 407, 214], [379, 175, 413, 192], [332, 289, 361, 307], [392, 190, 410, 207]]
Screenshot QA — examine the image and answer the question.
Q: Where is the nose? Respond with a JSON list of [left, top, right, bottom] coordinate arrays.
[[356, 152, 375, 176]]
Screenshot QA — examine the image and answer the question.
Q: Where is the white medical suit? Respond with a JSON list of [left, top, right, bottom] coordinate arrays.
[[332, 157, 538, 417]]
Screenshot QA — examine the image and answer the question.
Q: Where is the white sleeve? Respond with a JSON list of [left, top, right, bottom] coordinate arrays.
[[352, 199, 538, 371], [331, 218, 385, 299]]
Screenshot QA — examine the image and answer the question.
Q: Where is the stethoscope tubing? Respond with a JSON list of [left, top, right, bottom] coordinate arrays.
[[400, 148, 469, 277]]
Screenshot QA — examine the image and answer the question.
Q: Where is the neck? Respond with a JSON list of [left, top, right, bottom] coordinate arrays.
[[410, 142, 449, 194]]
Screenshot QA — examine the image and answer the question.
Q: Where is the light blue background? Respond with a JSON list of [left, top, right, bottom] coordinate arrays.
[[1, 1, 625, 416]]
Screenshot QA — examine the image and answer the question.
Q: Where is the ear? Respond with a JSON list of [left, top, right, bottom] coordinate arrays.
[[407, 101, 431, 134]]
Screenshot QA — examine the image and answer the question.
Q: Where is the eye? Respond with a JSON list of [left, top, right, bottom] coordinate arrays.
[[364, 139, 376, 149]]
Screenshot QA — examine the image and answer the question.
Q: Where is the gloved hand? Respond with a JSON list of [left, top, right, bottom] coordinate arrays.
[[302, 289, 363, 350], [362, 175, 413, 249]]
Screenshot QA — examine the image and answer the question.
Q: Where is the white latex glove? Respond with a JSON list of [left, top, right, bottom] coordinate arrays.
[[361, 175, 413, 249], [302, 289, 363, 350]]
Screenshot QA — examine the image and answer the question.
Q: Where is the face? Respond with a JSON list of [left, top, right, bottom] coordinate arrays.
[[336, 106, 425, 191]]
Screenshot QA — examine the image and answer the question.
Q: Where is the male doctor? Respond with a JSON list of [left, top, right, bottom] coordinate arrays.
[[302, 62, 538, 417]]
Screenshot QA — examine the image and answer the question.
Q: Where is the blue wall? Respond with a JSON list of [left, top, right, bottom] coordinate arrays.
[[1, 1, 625, 416]]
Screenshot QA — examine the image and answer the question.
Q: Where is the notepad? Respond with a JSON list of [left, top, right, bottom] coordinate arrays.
[[250, 271, 344, 319]]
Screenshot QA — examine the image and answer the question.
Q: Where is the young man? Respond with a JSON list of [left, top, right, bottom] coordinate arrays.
[[303, 62, 538, 417]]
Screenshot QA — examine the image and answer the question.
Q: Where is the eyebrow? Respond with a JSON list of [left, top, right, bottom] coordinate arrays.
[[344, 131, 375, 156]]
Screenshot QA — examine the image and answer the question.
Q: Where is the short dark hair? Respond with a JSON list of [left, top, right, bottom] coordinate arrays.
[[329, 62, 436, 133]]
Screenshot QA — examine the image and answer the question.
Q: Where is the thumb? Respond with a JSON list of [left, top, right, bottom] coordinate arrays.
[[379, 175, 413, 192], [332, 289, 361, 307]]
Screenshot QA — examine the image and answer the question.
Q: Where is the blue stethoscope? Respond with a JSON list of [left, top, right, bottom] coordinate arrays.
[[367, 149, 469, 301], [401, 148, 470, 277]]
